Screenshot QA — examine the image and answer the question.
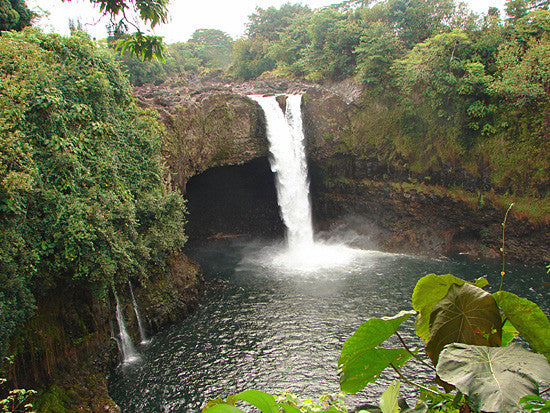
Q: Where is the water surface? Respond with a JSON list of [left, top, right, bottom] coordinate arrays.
[[109, 240, 549, 412]]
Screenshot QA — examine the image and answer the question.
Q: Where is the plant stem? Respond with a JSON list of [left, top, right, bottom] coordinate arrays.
[[389, 363, 449, 398], [395, 332, 436, 372], [540, 387, 550, 395], [499, 203, 514, 292]]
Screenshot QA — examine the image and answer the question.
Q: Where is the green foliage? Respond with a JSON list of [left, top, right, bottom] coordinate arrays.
[[437, 343, 550, 412], [341, 273, 550, 411], [354, 22, 405, 88], [520, 394, 550, 412], [338, 310, 416, 393], [378, 380, 401, 413], [204, 391, 347, 413], [0, 0, 32, 31], [0, 28, 187, 357], [494, 290, 550, 361], [411, 274, 486, 341], [425, 283, 502, 366], [115, 32, 166, 62], [93, 0, 169, 60], [0, 375, 36, 412], [230, 38, 276, 80]]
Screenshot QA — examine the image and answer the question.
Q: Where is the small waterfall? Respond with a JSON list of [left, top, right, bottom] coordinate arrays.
[[250, 94, 314, 251], [115, 296, 140, 364], [128, 281, 148, 345]]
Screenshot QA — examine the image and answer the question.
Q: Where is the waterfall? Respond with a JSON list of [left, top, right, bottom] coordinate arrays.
[[250, 94, 314, 251], [115, 296, 140, 364], [128, 281, 148, 345], [249, 94, 361, 272]]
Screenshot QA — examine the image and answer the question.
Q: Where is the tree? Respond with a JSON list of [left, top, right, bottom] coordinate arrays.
[[355, 21, 405, 87], [491, 10, 550, 102], [304, 8, 363, 80], [0, 27, 187, 358], [386, 0, 457, 47], [189, 29, 233, 70], [0, 0, 32, 31], [230, 38, 276, 80], [247, 4, 311, 42]]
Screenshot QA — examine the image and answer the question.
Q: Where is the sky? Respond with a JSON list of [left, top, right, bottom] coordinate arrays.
[[27, 0, 507, 44]]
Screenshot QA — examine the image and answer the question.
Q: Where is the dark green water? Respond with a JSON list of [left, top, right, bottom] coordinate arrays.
[[109, 240, 549, 412]]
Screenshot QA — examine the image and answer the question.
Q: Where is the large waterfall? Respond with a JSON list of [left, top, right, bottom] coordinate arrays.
[[250, 95, 314, 251], [250, 94, 358, 271]]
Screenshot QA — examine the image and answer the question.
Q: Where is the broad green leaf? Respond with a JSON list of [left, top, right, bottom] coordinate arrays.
[[379, 380, 401, 413], [437, 343, 550, 412], [519, 394, 550, 412], [501, 318, 519, 346], [474, 277, 489, 288], [203, 405, 245, 413], [278, 403, 302, 413], [494, 291, 550, 361], [234, 390, 279, 413], [339, 310, 416, 367], [339, 347, 413, 394], [412, 274, 469, 341], [426, 283, 502, 366]]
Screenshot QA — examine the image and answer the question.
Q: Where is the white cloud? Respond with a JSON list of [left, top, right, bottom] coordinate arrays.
[[27, 0, 506, 44]]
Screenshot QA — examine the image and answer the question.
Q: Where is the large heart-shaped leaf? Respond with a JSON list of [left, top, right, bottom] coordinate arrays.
[[340, 347, 413, 394], [426, 283, 502, 366], [437, 343, 550, 412], [339, 310, 416, 394], [494, 290, 550, 361], [340, 310, 416, 366], [412, 274, 470, 341]]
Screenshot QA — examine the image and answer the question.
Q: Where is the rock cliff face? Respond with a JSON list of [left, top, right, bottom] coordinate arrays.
[[301, 89, 549, 265], [134, 76, 361, 193], [138, 76, 548, 265], [9, 254, 202, 412]]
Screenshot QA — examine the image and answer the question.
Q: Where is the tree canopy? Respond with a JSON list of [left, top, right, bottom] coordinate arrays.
[[0, 28, 187, 357]]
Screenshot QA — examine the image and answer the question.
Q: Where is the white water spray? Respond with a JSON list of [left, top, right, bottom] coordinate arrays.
[[250, 94, 360, 271], [115, 296, 140, 364], [128, 281, 148, 345]]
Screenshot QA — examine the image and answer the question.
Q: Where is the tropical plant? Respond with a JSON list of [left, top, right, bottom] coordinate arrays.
[[203, 270, 550, 413]]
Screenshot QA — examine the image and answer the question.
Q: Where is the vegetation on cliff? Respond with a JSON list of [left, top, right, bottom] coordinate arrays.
[[122, 0, 549, 200], [0, 28, 187, 364]]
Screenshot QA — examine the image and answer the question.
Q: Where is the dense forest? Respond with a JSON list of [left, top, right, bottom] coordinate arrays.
[[0, 24, 188, 398], [124, 0, 549, 204], [0, 0, 549, 410]]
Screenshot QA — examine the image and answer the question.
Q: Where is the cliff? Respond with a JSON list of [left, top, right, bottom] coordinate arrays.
[[137, 76, 549, 265], [6, 254, 203, 412]]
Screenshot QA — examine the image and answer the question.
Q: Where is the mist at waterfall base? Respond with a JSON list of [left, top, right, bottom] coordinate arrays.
[[247, 94, 365, 273]]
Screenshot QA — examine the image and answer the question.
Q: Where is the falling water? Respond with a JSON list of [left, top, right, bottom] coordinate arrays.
[[128, 281, 148, 345], [250, 95, 314, 250], [250, 94, 360, 271], [115, 296, 140, 364]]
